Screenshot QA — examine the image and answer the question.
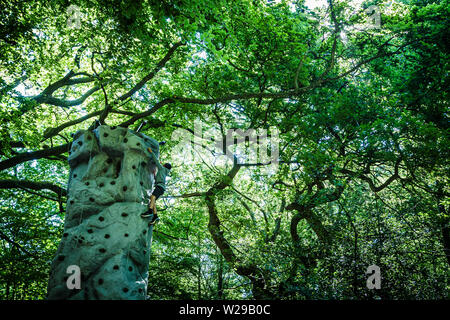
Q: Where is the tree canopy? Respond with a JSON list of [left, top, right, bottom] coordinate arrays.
[[0, 0, 448, 299]]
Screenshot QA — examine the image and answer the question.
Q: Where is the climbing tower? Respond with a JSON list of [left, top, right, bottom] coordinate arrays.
[[47, 125, 159, 300]]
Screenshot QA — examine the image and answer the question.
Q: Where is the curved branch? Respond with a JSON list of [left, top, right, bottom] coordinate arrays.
[[42, 107, 139, 141], [200, 163, 271, 297], [340, 158, 401, 193], [117, 39, 422, 126], [0, 230, 37, 257], [42, 110, 103, 140], [17, 70, 98, 113], [172, 192, 206, 198], [0, 143, 70, 171], [117, 84, 317, 128], [288, 203, 332, 245], [117, 41, 186, 102], [119, 98, 175, 127], [206, 188, 269, 297], [0, 179, 67, 197], [33, 86, 100, 108]]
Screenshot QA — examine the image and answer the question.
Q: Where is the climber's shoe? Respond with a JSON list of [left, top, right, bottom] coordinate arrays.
[[141, 209, 153, 218], [148, 214, 160, 226]]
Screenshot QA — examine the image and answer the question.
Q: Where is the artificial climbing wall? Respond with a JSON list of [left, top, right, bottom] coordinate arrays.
[[47, 125, 160, 300]]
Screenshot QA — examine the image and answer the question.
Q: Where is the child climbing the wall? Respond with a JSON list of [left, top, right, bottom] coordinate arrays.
[[141, 146, 172, 225]]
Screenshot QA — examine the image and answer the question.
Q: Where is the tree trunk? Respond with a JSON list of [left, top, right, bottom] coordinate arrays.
[[47, 125, 159, 300]]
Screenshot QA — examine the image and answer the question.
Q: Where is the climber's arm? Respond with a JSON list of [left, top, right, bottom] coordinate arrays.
[[147, 147, 164, 171], [146, 147, 169, 200], [152, 166, 169, 200]]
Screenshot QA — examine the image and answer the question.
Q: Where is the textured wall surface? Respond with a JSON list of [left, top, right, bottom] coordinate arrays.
[[47, 125, 159, 300]]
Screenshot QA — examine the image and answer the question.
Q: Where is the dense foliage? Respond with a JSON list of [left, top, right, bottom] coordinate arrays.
[[0, 0, 448, 299]]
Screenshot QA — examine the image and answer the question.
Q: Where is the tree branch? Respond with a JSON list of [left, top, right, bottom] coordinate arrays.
[[32, 86, 100, 108], [117, 41, 185, 102], [340, 157, 401, 193], [0, 143, 70, 171], [42, 110, 103, 140], [17, 70, 98, 113], [0, 230, 37, 258], [204, 164, 271, 298], [0, 179, 67, 197]]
